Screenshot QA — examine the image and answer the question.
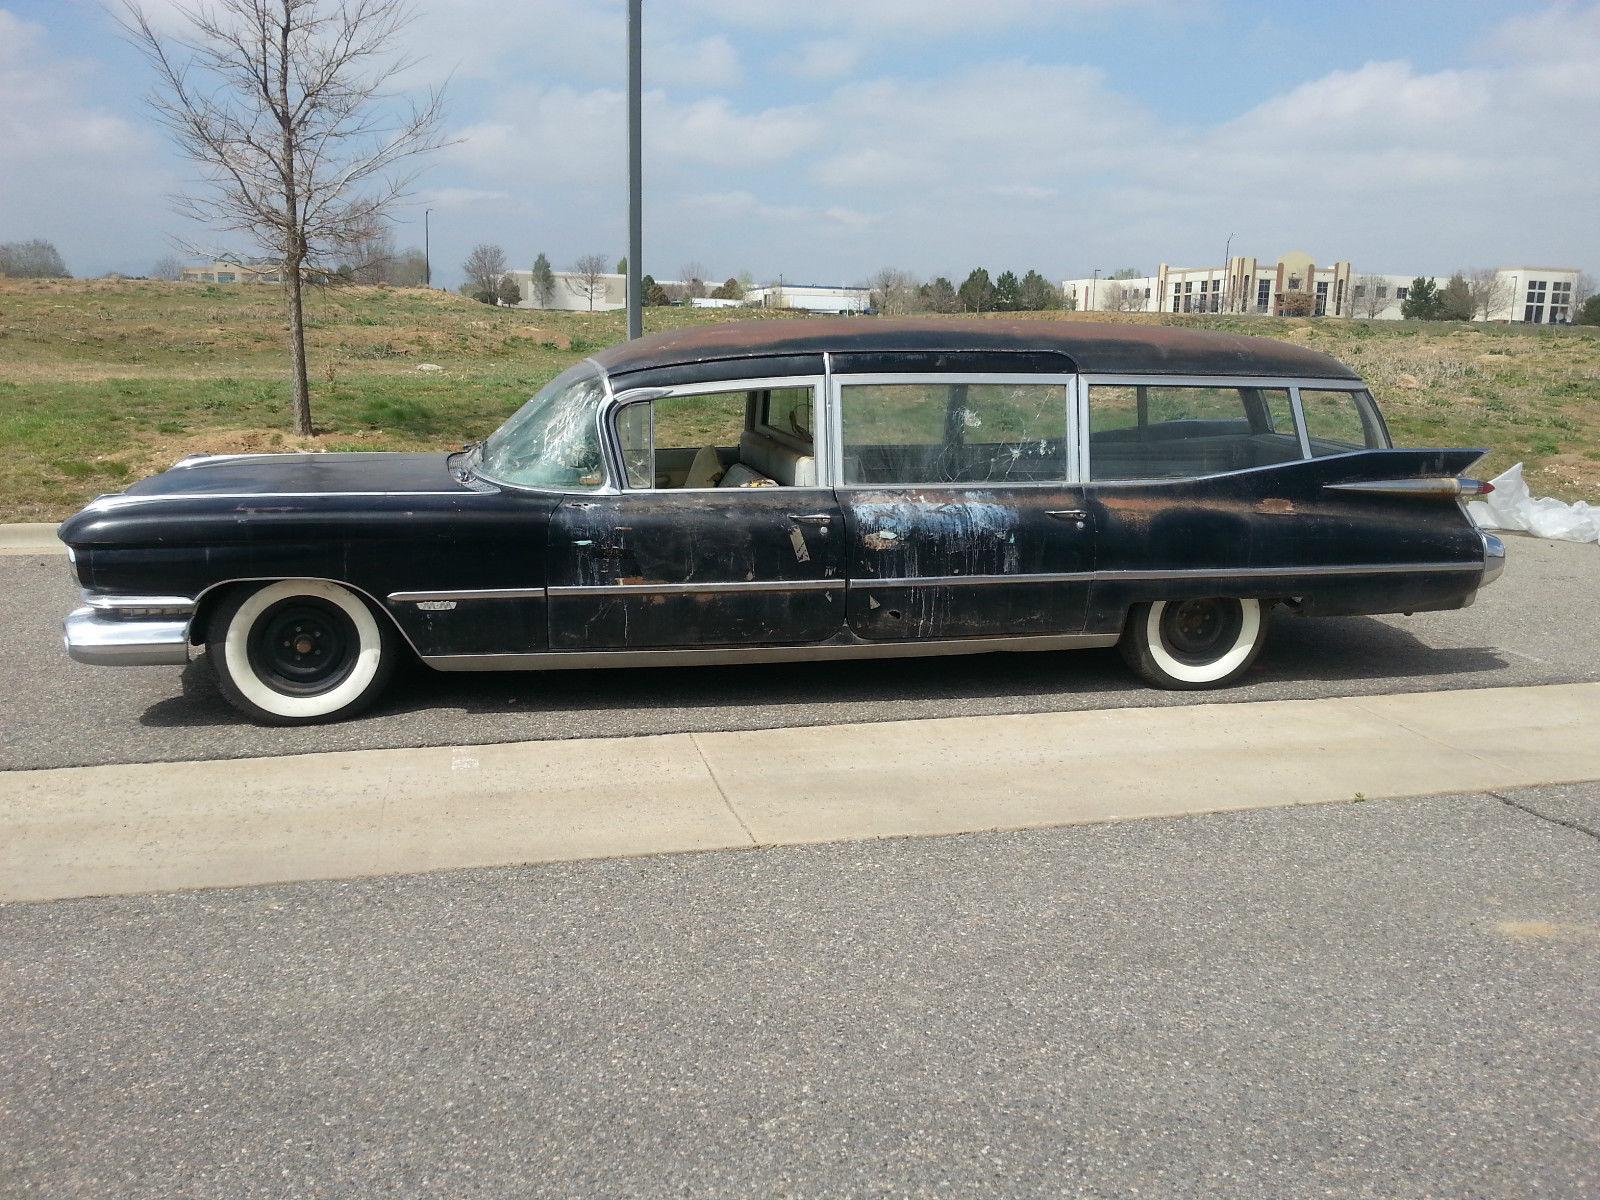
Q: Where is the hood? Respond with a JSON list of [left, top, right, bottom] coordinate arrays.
[[119, 451, 465, 499]]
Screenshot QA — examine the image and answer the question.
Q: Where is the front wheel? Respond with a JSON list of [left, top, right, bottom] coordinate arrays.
[[1119, 597, 1268, 690], [207, 579, 398, 724]]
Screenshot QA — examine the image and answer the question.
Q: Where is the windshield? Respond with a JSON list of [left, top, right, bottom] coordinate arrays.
[[479, 362, 607, 489]]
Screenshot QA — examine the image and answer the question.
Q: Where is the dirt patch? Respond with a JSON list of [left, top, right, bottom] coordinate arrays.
[[112, 428, 398, 477]]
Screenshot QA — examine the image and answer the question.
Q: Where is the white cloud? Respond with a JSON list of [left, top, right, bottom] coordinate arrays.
[[0, 8, 173, 274], [789, 38, 864, 82]]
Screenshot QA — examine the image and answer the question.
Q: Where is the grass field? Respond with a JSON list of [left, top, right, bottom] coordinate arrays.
[[1, 277, 1597, 521]]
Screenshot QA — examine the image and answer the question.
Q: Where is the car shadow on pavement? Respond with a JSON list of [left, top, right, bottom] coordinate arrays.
[[137, 615, 1514, 731]]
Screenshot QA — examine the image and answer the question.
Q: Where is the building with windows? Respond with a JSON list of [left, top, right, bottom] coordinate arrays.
[[180, 258, 286, 284], [744, 283, 870, 314], [1064, 252, 1581, 323]]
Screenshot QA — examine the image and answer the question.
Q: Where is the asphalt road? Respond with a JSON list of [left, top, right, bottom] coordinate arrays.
[[6, 535, 1596, 770], [4, 786, 1597, 1199]]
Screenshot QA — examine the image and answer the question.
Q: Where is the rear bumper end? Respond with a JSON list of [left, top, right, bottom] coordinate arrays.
[[1480, 532, 1506, 587], [64, 607, 193, 666]]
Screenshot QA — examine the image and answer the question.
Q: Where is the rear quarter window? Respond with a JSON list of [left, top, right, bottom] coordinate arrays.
[[1300, 389, 1389, 455]]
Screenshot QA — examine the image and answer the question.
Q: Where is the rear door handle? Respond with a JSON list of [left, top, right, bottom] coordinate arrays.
[[1045, 509, 1089, 521], [788, 513, 834, 524]]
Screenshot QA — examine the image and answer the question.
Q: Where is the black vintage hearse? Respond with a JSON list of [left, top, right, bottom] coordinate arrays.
[[59, 319, 1504, 724]]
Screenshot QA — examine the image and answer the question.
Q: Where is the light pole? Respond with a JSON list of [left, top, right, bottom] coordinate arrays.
[[424, 208, 432, 289], [626, 0, 643, 340], [1091, 267, 1100, 312], [1221, 232, 1233, 312]]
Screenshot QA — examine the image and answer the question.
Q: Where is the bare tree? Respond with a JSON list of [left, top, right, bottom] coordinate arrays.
[[462, 242, 508, 303], [678, 261, 707, 300], [337, 224, 396, 283], [1466, 267, 1511, 321], [120, 0, 449, 436], [1098, 281, 1145, 313], [1352, 273, 1389, 319], [0, 239, 70, 277], [868, 266, 917, 315], [568, 253, 610, 312], [150, 253, 185, 280], [1572, 271, 1596, 314]]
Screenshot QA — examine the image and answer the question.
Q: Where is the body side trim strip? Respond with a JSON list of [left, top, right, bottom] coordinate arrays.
[[549, 578, 844, 598], [422, 631, 1122, 672], [389, 588, 547, 603]]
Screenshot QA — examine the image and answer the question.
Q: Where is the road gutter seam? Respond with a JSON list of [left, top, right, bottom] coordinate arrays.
[[1485, 790, 1600, 843], [689, 732, 761, 850]]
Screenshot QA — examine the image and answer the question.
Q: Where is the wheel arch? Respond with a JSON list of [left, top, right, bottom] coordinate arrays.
[[188, 576, 421, 658]]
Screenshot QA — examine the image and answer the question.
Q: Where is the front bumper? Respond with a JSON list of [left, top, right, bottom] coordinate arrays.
[[1481, 532, 1506, 587], [64, 607, 193, 666]]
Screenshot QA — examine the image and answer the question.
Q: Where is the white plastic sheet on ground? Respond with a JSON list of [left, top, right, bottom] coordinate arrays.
[[1467, 463, 1600, 544]]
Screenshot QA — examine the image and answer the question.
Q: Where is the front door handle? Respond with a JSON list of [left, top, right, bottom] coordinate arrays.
[[1045, 509, 1089, 521], [788, 513, 834, 524]]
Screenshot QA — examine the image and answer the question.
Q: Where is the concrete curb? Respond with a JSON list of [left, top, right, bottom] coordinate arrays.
[[0, 523, 62, 556], [5, 680, 1600, 904]]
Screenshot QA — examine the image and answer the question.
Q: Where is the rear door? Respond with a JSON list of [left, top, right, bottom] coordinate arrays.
[[833, 372, 1093, 641]]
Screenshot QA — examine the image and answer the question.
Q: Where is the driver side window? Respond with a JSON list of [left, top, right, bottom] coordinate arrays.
[[616, 384, 819, 490]]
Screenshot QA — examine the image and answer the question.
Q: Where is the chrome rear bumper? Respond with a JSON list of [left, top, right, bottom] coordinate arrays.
[[64, 607, 193, 666], [1481, 532, 1506, 587]]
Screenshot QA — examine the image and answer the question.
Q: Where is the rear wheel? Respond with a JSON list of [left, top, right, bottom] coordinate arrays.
[[1120, 597, 1268, 690], [206, 580, 397, 724]]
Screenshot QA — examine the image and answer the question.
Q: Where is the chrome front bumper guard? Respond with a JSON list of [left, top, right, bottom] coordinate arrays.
[[64, 607, 193, 666], [1480, 532, 1506, 587]]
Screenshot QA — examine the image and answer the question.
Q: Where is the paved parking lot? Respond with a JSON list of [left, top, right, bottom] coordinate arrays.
[[5, 535, 1597, 770], [4, 787, 1597, 1199]]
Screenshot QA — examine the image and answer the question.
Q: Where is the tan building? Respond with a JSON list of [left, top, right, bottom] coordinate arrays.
[[180, 258, 286, 284], [1065, 252, 1581, 323]]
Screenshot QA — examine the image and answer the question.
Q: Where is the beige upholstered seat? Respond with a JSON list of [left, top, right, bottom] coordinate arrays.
[[738, 430, 816, 486]]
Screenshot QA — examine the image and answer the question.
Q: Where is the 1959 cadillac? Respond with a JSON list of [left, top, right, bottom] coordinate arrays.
[[59, 318, 1504, 725]]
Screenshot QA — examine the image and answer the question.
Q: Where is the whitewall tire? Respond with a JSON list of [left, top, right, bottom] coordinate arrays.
[[1119, 597, 1268, 690], [206, 580, 398, 724]]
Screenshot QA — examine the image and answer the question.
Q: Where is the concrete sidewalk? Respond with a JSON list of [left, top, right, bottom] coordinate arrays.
[[5, 681, 1600, 904], [0, 523, 62, 555]]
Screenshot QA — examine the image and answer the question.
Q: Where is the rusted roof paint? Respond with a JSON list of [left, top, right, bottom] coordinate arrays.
[[591, 317, 1361, 381]]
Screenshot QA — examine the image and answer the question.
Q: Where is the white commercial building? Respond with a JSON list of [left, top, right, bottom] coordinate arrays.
[[745, 283, 870, 315], [1064, 251, 1580, 323]]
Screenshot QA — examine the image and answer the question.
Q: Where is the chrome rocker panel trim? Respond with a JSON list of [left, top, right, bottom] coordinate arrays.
[[64, 607, 193, 667], [422, 631, 1122, 672]]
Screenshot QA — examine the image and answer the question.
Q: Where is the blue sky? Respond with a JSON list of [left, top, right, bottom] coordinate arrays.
[[2, 0, 1596, 288]]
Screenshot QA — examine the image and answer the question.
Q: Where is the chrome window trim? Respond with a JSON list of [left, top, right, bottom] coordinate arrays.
[[605, 375, 826, 494], [549, 578, 844, 598], [1288, 385, 1314, 458], [829, 371, 1081, 489]]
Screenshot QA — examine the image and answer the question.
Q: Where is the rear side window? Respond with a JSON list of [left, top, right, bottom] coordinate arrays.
[[840, 381, 1069, 485], [1300, 389, 1388, 455], [1088, 384, 1299, 481]]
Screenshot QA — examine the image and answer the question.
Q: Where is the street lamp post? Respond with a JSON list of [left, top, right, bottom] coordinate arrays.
[[626, 0, 643, 340], [424, 209, 432, 289], [1091, 268, 1100, 312], [1221, 232, 1233, 312]]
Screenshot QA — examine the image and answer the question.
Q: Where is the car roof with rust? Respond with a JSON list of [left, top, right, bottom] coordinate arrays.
[[590, 317, 1361, 383]]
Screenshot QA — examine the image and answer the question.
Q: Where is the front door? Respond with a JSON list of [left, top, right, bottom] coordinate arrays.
[[834, 374, 1093, 641], [546, 380, 846, 650]]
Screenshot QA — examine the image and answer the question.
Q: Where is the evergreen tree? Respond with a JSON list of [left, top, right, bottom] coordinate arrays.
[[918, 276, 959, 313], [640, 274, 670, 306], [993, 270, 1021, 311], [1577, 294, 1600, 326], [529, 253, 557, 306], [958, 268, 995, 313], [1438, 272, 1474, 321], [496, 274, 523, 306], [1017, 270, 1061, 311], [1400, 277, 1443, 320]]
